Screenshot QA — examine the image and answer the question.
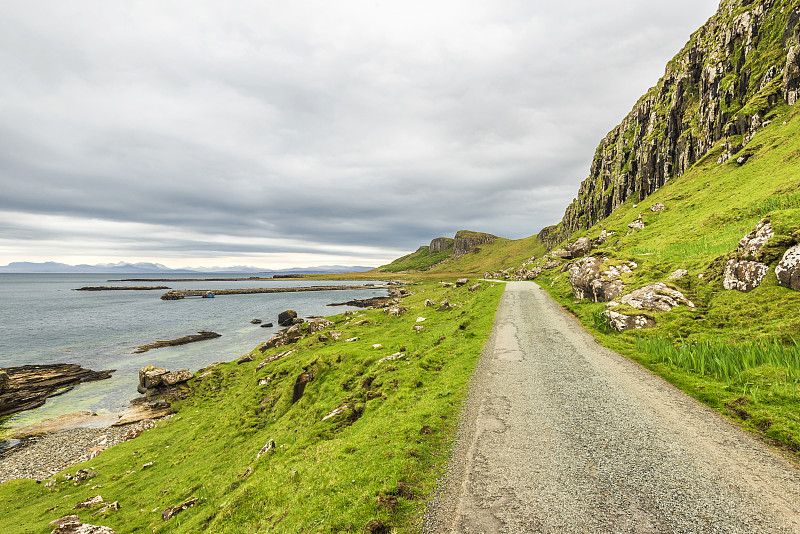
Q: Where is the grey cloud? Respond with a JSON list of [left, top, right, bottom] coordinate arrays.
[[0, 0, 720, 266]]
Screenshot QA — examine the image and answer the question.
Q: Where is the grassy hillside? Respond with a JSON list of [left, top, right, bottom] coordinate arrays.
[[0, 280, 504, 533], [532, 101, 800, 453], [380, 235, 546, 276]]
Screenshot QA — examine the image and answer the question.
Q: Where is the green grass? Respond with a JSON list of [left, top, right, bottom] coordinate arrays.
[[0, 280, 505, 533]]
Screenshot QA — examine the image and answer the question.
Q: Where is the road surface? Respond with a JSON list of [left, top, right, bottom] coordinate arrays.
[[425, 281, 800, 533]]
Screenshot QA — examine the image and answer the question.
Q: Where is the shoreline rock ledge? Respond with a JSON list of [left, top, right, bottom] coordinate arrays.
[[0, 364, 113, 418]]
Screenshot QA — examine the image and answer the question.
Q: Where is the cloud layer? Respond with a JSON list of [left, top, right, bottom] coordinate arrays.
[[0, 0, 720, 268]]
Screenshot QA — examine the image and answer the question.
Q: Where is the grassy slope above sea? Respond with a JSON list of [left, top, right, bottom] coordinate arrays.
[[0, 279, 504, 534]]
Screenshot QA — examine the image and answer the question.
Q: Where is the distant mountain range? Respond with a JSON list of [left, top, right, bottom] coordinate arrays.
[[0, 261, 375, 274]]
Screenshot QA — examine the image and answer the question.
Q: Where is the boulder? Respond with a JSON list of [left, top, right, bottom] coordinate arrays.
[[570, 237, 593, 257], [541, 259, 561, 270], [307, 318, 333, 333], [723, 259, 769, 292], [468, 283, 481, 292], [137, 366, 192, 398], [668, 269, 688, 279], [237, 354, 254, 365], [424, 299, 437, 307], [628, 214, 645, 230], [611, 283, 694, 311], [386, 306, 408, 316], [568, 257, 625, 302], [455, 278, 469, 287], [52, 520, 117, 534], [650, 202, 666, 212], [602, 310, 655, 332], [162, 497, 198, 521], [250, 319, 262, 324], [413, 325, 424, 332], [329, 331, 342, 341], [775, 244, 800, 291], [262, 324, 304, 350], [738, 219, 773, 259], [437, 300, 452, 311], [278, 310, 298, 327], [259, 322, 274, 328]]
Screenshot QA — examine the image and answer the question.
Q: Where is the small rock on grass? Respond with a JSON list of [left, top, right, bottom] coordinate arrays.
[[162, 497, 198, 521]]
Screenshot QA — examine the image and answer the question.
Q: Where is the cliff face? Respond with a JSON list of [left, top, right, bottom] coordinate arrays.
[[429, 237, 455, 254], [540, 0, 800, 248], [453, 231, 497, 258]]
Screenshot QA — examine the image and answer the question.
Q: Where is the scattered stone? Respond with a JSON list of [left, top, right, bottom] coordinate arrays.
[[255, 350, 294, 371], [345, 337, 360, 342], [436, 300, 452, 311], [261, 324, 304, 351], [413, 325, 424, 332], [416, 317, 426, 322], [318, 334, 329, 342], [236, 354, 254, 365], [468, 283, 481, 292], [278, 310, 298, 327], [52, 520, 117, 534], [776, 244, 800, 291], [386, 306, 408, 316], [668, 269, 688, 279], [50, 516, 81, 527], [602, 310, 655, 332], [372, 344, 383, 349], [650, 202, 666, 212], [378, 353, 406, 364], [307, 318, 333, 333], [542, 259, 562, 270], [250, 319, 262, 324], [259, 322, 274, 328], [73, 469, 97, 484], [738, 219, 774, 259], [610, 283, 694, 311], [628, 214, 645, 230], [74, 495, 104, 510], [723, 259, 769, 292], [92, 501, 120, 517], [329, 331, 342, 341], [424, 299, 437, 307], [257, 439, 275, 459], [162, 497, 198, 520], [142, 462, 154, 469], [455, 278, 469, 287]]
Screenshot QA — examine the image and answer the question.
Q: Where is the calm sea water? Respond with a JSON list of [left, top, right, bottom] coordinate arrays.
[[0, 273, 386, 431]]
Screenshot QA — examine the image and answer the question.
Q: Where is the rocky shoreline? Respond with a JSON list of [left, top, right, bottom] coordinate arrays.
[[0, 364, 114, 418], [0, 414, 170, 483]]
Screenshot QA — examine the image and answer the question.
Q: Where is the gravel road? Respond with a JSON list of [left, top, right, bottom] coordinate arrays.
[[425, 281, 800, 533]]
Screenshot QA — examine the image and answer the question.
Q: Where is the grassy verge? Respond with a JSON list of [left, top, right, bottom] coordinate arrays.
[[0, 279, 505, 533]]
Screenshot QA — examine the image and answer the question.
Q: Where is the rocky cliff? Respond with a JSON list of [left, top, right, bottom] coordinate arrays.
[[539, 0, 800, 248], [453, 230, 497, 258], [429, 237, 455, 254]]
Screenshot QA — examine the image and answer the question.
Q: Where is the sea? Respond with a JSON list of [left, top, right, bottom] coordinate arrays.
[[0, 273, 388, 433]]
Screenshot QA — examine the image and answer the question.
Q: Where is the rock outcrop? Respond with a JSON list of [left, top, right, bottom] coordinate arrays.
[[429, 237, 455, 253], [602, 310, 655, 332], [538, 0, 800, 249], [610, 283, 695, 311], [0, 364, 113, 418], [137, 366, 192, 397], [569, 258, 635, 302], [453, 230, 497, 258], [723, 218, 773, 291], [775, 244, 800, 290]]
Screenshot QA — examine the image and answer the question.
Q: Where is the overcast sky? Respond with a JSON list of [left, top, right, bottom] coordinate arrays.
[[0, 0, 720, 269]]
